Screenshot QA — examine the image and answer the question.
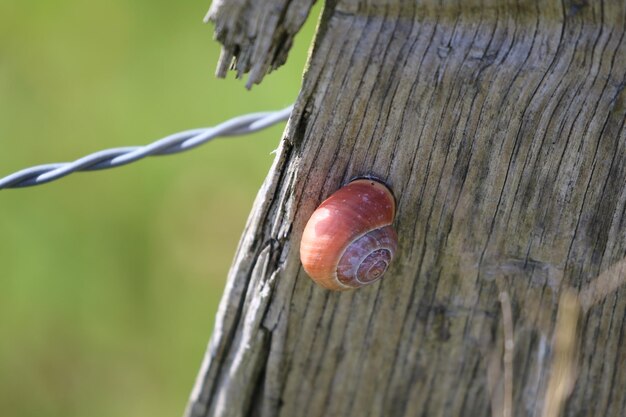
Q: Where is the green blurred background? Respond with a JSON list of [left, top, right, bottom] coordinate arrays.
[[0, 1, 319, 416]]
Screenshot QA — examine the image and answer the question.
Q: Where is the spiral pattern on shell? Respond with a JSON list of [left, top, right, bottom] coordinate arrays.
[[299, 178, 398, 291]]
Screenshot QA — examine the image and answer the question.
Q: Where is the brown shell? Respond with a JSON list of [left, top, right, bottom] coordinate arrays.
[[299, 178, 398, 291]]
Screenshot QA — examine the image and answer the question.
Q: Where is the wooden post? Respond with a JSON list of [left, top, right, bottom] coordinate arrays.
[[187, 1, 626, 416]]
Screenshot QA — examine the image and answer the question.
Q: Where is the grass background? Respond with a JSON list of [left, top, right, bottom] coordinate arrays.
[[0, 1, 320, 416]]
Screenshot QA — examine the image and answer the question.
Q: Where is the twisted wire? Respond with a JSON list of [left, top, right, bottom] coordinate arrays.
[[0, 106, 293, 190]]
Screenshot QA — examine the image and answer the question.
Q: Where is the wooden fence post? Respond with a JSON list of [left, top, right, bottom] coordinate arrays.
[[187, 1, 626, 416]]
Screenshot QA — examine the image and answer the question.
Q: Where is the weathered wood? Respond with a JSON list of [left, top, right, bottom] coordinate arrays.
[[188, 1, 626, 416], [206, 0, 316, 88]]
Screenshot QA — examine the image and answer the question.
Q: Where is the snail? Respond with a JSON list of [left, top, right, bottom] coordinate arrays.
[[300, 178, 398, 291]]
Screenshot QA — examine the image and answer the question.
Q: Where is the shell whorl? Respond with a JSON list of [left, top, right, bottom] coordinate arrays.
[[336, 225, 397, 287], [300, 178, 398, 291]]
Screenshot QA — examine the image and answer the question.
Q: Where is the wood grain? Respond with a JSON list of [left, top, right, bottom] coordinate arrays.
[[206, 0, 316, 87], [188, 1, 626, 416]]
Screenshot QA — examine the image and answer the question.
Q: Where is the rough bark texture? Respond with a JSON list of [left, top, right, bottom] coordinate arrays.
[[188, 1, 626, 416]]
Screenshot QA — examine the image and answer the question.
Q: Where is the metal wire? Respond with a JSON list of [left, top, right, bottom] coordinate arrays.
[[0, 105, 293, 190]]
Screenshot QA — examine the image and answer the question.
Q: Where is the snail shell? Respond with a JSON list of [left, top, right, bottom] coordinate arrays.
[[300, 178, 398, 291]]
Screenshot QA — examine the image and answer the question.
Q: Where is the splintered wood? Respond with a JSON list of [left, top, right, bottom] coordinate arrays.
[[206, 0, 316, 88]]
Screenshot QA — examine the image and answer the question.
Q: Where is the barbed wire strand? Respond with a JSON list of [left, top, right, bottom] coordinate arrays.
[[0, 105, 293, 190]]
